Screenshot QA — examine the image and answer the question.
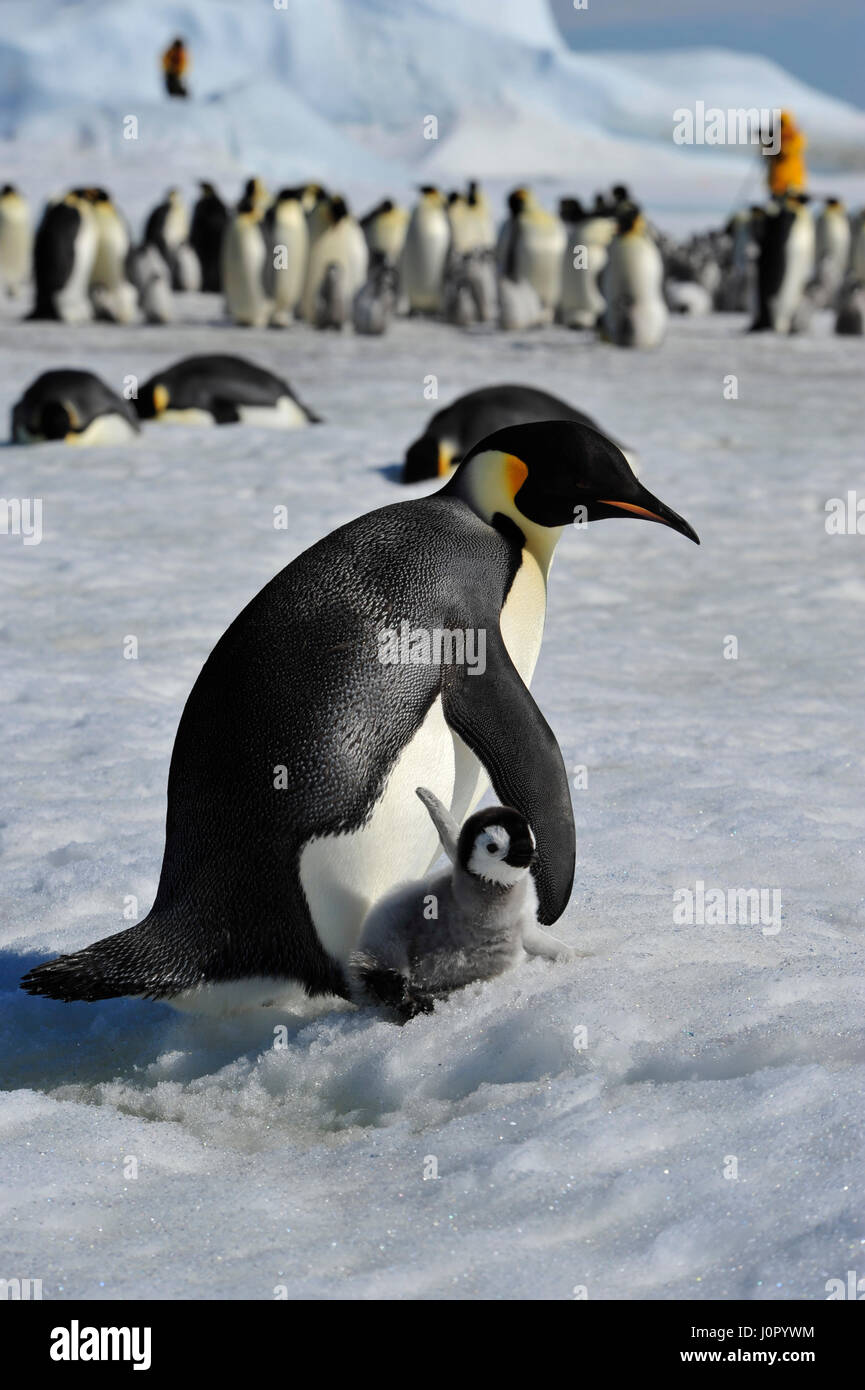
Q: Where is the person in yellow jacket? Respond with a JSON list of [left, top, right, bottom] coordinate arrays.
[[767, 109, 807, 197], [162, 37, 190, 99]]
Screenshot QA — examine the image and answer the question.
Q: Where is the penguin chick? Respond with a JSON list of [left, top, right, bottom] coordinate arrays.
[[348, 787, 572, 1022]]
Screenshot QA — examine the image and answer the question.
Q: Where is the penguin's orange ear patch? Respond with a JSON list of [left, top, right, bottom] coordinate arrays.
[[504, 453, 529, 498]]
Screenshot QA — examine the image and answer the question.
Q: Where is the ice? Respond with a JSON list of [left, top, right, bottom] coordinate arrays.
[[1, 305, 863, 1299]]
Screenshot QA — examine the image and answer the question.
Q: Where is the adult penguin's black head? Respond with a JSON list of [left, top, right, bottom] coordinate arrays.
[[443, 419, 699, 545]]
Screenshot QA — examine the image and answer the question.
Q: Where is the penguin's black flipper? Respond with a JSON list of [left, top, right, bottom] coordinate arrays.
[[441, 634, 575, 926]]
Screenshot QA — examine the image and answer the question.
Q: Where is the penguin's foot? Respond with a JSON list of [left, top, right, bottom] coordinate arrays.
[[350, 957, 435, 1024], [396, 986, 435, 1024]]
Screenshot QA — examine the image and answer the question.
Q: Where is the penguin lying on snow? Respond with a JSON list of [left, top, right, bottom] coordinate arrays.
[[11, 370, 140, 445], [135, 354, 321, 427], [402, 383, 633, 483], [22, 419, 697, 1013], [349, 787, 572, 1022]]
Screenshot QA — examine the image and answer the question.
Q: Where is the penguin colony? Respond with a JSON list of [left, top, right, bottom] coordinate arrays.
[[4, 177, 862, 342]]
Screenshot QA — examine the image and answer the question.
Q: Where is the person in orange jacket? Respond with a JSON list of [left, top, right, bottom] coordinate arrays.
[[162, 37, 190, 99], [767, 109, 807, 197]]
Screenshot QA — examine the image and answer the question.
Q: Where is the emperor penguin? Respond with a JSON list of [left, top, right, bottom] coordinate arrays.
[[442, 246, 497, 326], [126, 242, 174, 323], [497, 187, 566, 314], [352, 251, 399, 335], [242, 177, 271, 217], [400, 186, 450, 314], [300, 195, 367, 324], [87, 188, 139, 324], [448, 182, 495, 256], [263, 188, 309, 325], [21, 418, 697, 1013], [222, 194, 272, 327], [135, 354, 320, 428], [302, 183, 331, 248], [402, 383, 632, 483], [144, 189, 190, 288], [189, 181, 228, 292], [602, 208, 668, 348], [751, 193, 815, 333], [810, 198, 850, 307], [314, 262, 348, 330], [0, 184, 32, 298], [29, 190, 97, 322], [497, 275, 547, 331], [360, 199, 409, 264], [559, 199, 616, 329], [720, 206, 763, 313], [11, 369, 140, 445], [348, 787, 571, 1022]]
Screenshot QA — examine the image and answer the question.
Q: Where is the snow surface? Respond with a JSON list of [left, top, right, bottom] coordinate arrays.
[[2, 300, 864, 1300]]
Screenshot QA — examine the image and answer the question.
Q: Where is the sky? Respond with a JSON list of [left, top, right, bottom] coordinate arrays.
[[551, 0, 865, 108]]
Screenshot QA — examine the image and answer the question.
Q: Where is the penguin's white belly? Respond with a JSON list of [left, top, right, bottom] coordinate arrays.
[[299, 696, 459, 964], [402, 213, 449, 310], [237, 396, 309, 428], [91, 222, 129, 290], [55, 218, 97, 322], [516, 222, 566, 308], [302, 222, 368, 321], [299, 552, 548, 966], [67, 414, 138, 446], [164, 203, 188, 251], [273, 212, 308, 311], [0, 209, 32, 290], [605, 238, 667, 346], [772, 222, 815, 331], [561, 223, 611, 323], [223, 224, 270, 326]]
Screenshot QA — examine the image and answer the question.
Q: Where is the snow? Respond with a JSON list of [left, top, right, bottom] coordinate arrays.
[[2, 303, 864, 1300]]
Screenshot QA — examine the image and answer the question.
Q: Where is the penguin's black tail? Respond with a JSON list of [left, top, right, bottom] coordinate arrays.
[[20, 919, 179, 1002]]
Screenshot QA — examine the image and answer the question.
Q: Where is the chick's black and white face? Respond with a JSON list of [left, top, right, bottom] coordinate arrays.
[[461, 810, 536, 887]]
